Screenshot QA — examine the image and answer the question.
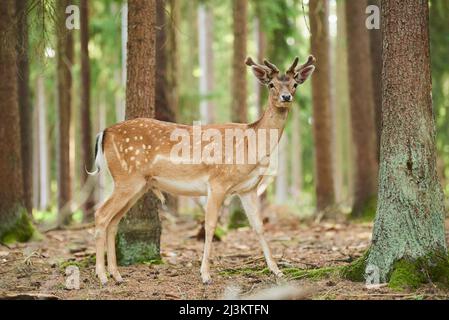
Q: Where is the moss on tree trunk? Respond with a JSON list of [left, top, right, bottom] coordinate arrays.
[[0, 0, 35, 244], [343, 0, 449, 289]]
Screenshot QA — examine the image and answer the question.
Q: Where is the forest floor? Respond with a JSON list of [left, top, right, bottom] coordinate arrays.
[[1, 211, 449, 300]]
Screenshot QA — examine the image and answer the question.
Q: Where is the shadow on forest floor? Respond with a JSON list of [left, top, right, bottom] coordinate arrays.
[[1, 212, 449, 300]]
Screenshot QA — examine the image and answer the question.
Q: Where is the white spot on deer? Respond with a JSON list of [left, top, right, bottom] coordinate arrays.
[[123, 131, 127, 134], [139, 136, 143, 140], [135, 150, 140, 155], [129, 146, 134, 151], [125, 138, 130, 143], [130, 156, 136, 161], [155, 146, 160, 151], [134, 136, 138, 141], [140, 123, 143, 127]]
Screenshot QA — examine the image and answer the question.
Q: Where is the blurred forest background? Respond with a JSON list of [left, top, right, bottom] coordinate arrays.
[[1, 0, 449, 232]]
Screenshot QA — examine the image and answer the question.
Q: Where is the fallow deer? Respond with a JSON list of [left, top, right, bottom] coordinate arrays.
[[89, 55, 316, 285]]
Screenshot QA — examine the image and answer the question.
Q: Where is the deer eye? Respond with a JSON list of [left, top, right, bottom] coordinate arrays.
[[293, 83, 299, 88], [268, 83, 274, 89]]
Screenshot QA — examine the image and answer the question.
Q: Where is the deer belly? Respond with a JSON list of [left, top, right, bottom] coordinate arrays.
[[231, 173, 263, 194], [153, 176, 208, 197]]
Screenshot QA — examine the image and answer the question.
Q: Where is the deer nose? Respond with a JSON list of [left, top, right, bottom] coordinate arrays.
[[281, 94, 292, 102]]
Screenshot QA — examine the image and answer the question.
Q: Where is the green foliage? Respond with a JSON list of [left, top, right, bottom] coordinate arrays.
[[350, 197, 378, 221]]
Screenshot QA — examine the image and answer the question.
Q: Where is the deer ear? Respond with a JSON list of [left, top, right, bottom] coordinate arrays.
[[251, 65, 271, 85], [295, 65, 315, 84]]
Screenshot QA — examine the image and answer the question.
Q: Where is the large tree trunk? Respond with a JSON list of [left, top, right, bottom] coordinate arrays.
[[368, 0, 382, 158], [80, 0, 95, 221], [309, 0, 335, 212], [116, 0, 161, 266], [16, 0, 32, 215], [0, 0, 34, 243], [56, 0, 74, 226], [228, 0, 248, 229], [364, 0, 449, 287], [345, 0, 378, 218], [198, 3, 215, 124]]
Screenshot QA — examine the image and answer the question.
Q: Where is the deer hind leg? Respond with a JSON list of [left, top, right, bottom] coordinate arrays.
[[239, 191, 283, 277], [94, 179, 146, 285], [106, 182, 149, 283], [200, 186, 226, 284]]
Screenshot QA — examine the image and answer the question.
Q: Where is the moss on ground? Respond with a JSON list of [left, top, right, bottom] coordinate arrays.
[[340, 249, 449, 291], [0, 209, 37, 244], [59, 254, 96, 271], [340, 251, 369, 282], [220, 265, 341, 281]]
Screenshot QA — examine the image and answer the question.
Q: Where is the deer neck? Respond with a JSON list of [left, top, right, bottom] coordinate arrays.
[[253, 95, 290, 137]]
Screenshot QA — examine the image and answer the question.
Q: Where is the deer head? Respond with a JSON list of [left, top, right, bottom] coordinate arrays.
[[246, 55, 316, 105]]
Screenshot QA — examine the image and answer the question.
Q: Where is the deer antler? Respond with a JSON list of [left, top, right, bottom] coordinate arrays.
[[263, 59, 280, 74], [286, 57, 300, 76], [246, 57, 278, 78], [296, 55, 316, 72]]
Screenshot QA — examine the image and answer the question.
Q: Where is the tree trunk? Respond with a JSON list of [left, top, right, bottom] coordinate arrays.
[[364, 0, 449, 287], [167, 0, 179, 121], [254, 17, 266, 118], [198, 3, 215, 124], [309, 0, 335, 212], [334, 0, 352, 203], [56, 0, 74, 226], [80, 0, 95, 221], [345, 0, 378, 218], [155, 0, 177, 213], [228, 0, 248, 229], [117, 0, 161, 266], [36, 76, 50, 210], [231, 0, 247, 123], [16, 0, 32, 215], [368, 0, 382, 158], [0, 0, 34, 243]]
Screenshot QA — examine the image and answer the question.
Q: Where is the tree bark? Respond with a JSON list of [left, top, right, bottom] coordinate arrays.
[[345, 0, 378, 218], [117, 0, 161, 266], [366, 0, 449, 286], [36, 76, 49, 210], [0, 0, 34, 243], [155, 0, 177, 213], [231, 0, 247, 123], [80, 0, 95, 221], [16, 0, 32, 215], [228, 0, 248, 228], [368, 0, 382, 158], [310, 0, 335, 212], [167, 0, 179, 121], [56, 0, 74, 226]]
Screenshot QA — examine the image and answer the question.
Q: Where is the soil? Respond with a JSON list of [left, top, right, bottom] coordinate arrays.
[[1, 212, 449, 300]]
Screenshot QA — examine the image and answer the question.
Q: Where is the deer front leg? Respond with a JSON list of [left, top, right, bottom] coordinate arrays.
[[200, 187, 225, 284], [239, 191, 283, 278]]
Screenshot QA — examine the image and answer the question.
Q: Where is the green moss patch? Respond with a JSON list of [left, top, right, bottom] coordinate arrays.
[[59, 254, 96, 272], [283, 266, 341, 280], [116, 233, 161, 266], [340, 251, 369, 282], [388, 252, 449, 291], [0, 208, 37, 244]]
